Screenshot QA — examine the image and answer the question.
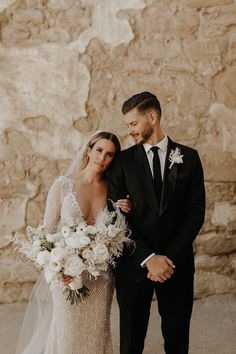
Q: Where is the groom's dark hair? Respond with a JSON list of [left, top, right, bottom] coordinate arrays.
[[122, 91, 162, 117]]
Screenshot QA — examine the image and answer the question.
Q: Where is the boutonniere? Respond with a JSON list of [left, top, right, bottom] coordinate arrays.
[[168, 147, 184, 169]]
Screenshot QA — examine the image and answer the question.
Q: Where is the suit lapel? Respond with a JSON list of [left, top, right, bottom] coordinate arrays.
[[159, 137, 178, 216], [136, 144, 159, 213]]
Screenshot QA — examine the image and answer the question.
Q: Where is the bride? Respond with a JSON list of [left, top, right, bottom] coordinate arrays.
[[16, 131, 131, 354]]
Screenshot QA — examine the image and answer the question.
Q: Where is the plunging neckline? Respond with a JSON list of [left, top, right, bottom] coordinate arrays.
[[63, 175, 108, 226]]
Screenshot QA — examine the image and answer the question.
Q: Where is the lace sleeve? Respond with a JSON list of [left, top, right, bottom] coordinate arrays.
[[43, 178, 63, 233]]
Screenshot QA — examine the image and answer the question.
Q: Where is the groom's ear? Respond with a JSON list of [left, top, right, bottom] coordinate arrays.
[[147, 110, 159, 125]]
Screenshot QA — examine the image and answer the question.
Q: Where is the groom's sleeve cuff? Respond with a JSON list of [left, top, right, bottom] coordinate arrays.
[[140, 253, 155, 268]]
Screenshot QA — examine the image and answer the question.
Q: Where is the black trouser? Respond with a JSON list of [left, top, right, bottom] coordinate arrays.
[[116, 272, 194, 354]]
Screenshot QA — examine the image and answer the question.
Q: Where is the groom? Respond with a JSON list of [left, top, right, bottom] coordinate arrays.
[[107, 92, 205, 354]]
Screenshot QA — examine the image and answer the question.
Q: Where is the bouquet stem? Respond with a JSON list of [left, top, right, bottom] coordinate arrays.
[[63, 287, 90, 305]]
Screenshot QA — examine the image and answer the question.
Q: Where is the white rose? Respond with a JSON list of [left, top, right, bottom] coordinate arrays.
[[86, 225, 97, 235], [50, 247, 67, 262], [49, 260, 61, 272], [65, 235, 84, 249], [36, 250, 50, 266], [64, 255, 85, 276], [92, 244, 109, 263], [69, 276, 83, 290], [75, 230, 86, 238], [44, 267, 57, 283], [78, 234, 91, 247], [66, 233, 91, 249], [65, 234, 81, 249]]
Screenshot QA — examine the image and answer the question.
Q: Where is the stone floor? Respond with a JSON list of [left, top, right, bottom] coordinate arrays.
[[0, 294, 235, 354]]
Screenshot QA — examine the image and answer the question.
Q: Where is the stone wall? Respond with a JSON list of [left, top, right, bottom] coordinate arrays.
[[0, 0, 235, 302]]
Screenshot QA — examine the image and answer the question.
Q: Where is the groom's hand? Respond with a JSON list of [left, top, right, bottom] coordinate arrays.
[[146, 255, 175, 283]]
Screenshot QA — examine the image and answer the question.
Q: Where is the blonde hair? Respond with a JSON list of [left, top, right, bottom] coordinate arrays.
[[66, 131, 121, 177], [80, 131, 121, 170]]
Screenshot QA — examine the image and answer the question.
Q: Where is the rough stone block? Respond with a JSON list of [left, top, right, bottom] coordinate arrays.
[[195, 272, 236, 298], [23, 116, 51, 131], [214, 65, 236, 108], [195, 232, 236, 255], [162, 13, 200, 37], [184, 0, 234, 8], [43, 28, 71, 43], [47, 0, 76, 10], [12, 9, 45, 24], [1, 24, 30, 41], [0, 0, 16, 13], [212, 202, 236, 226]]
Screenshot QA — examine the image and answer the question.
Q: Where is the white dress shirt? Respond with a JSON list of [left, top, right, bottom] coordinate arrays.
[[140, 135, 168, 267]]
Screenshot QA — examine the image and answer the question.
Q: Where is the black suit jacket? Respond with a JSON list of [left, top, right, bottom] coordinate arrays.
[[107, 137, 205, 282]]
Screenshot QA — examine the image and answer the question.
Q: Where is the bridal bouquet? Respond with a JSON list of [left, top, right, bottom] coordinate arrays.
[[7, 206, 133, 304]]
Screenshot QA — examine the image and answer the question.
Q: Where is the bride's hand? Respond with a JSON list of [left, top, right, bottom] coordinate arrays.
[[62, 274, 73, 286], [115, 195, 132, 214]]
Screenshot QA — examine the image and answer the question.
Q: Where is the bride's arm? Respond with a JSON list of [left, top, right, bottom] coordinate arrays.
[[43, 178, 62, 233]]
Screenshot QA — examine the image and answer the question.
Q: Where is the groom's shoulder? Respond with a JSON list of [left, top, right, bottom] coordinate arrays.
[[172, 140, 198, 156], [171, 141, 201, 166], [119, 144, 137, 159]]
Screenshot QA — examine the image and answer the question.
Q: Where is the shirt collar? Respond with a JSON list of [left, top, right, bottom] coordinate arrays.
[[143, 135, 168, 154]]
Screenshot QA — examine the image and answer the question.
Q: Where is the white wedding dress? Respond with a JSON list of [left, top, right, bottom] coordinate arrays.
[[17, 176, 114, 354]]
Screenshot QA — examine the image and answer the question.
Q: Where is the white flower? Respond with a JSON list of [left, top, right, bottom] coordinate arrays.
[[38, 225, 44, 231], [36, 250, 50, 266], [65, 234, 91, 249], [86, 225, 97, 235], [169, 147, 184, 169], [33, 239, 41, 247], [61, 226, 70, 238], [65, 235, 81, 249], [69, 276, 83, 290], [76, 222, 88, 232], [46, 232, 63, 243], [50, 247, 66, 262], [49, 260, 62, 272], [64, 255, 85, 276], [34, 225, 45, 239], [44, 267, 57, 283], [54, 240, 66, 248], [46, 233, 55, 242], [92, 244, 109, 263], [75, 230, 86, 238], [77, 234, 91, 247]]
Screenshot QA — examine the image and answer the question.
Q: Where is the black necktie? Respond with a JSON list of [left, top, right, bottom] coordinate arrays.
[[151, 146, 162, 202]]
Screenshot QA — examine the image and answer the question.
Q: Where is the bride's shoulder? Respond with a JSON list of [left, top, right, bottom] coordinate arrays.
[[50, 175, 73, 191]]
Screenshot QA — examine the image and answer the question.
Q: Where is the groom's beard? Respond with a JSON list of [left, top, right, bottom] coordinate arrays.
[[132, 125, 154, 144]]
